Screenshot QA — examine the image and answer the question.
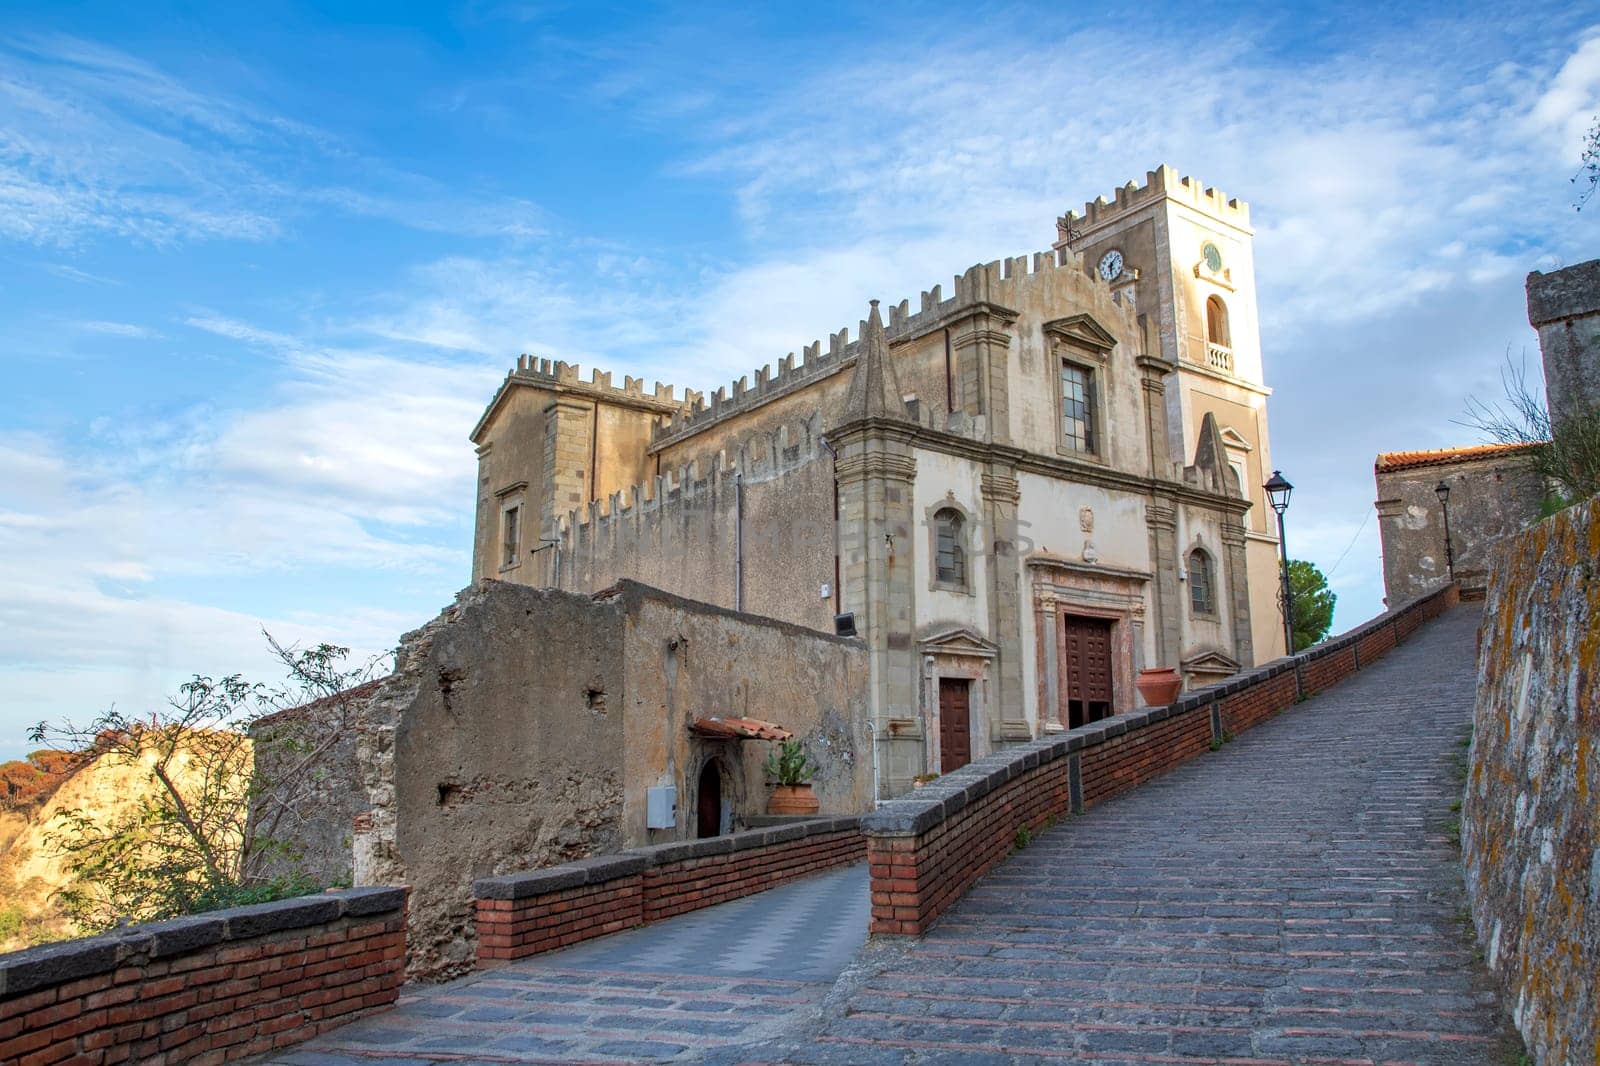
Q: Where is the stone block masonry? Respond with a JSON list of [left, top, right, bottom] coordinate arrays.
[[864, 582, 1461, 935], [473, 816, 863, 963], [0, 886, 406, 1064], [1463, 494, 1599, 1066]]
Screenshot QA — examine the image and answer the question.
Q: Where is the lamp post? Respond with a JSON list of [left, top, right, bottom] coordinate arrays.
[[1434, 480, 1455, 582], [1264, 470, 1295, 656]]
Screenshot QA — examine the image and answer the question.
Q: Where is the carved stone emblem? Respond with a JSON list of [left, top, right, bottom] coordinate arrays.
[[1079, 506, 1095, 533]]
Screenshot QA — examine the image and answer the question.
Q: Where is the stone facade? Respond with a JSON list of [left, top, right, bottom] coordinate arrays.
[[470, 166, 1284, 798], [1374, 444, 1545, 602], [266, 580, 869, 980], [1527, 258, 1600, 431], [1462, 494, 1599, 1066]]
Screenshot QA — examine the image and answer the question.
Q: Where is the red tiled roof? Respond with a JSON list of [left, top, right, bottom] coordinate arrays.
[[1374, 441, 1541, 473], [688, 716, 793, 741]]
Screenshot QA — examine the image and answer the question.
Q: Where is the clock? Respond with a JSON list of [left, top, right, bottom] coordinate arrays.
[[1202, 242, 1223, 273], [1097, 250, 1124, 282]]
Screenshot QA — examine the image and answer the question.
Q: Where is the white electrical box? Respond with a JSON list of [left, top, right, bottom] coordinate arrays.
[[646, 785, 677, 829], [819, 582, 832, 599]]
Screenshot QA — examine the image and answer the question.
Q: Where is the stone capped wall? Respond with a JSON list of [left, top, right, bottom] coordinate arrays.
[[1462, 494, 1599, 1066]]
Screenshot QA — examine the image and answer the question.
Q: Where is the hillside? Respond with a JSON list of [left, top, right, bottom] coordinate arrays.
[[0, 738, 252, 952]]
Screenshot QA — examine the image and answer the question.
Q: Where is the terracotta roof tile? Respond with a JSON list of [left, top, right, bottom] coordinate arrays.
[[1374, 441, 1541, 473], [689, 716, 793, 741]]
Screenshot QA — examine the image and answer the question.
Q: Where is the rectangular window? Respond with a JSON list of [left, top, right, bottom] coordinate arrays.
[[502, 505, 521, 568], [1060, 362, 1096, 454]]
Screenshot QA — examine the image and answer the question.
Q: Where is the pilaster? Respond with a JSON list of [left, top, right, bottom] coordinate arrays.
[[540, 400, 593, 586], [1146, 500, 1181, 665], [950, 312, 1017, 444], [834, 429, 920, 798], [1220, 518, 1255, 666], [980, 468, 1029, 744]]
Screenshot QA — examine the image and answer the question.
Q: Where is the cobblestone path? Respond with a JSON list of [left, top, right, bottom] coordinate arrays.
[[759, 604, 1517, 1064], [265, 605, 1516, 1064], [261, 864, 868, 1064]]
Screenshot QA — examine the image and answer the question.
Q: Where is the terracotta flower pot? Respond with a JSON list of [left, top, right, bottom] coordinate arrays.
[[1136, 667, 1183, 707], [768, 784, 819, 816]]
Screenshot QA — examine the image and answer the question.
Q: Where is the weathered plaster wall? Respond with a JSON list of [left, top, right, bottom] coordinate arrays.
[[1462, 495, 1599, 1066], [289, 580, 867, 980], [618, 584, 871, 844], [1376, 453, 1545, 602], [352, 583, 628, 980]]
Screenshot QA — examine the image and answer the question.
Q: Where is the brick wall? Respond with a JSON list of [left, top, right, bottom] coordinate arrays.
[[864, 583, 1462, 935], [0, 886, 407, 1065], [474, 817, 862, 964]]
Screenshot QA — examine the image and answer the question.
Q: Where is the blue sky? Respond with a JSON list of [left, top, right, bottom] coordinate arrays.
[[2, 1, 1596, 758]]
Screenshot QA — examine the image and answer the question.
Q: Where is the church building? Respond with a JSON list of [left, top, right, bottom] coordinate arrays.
[[468, 166, 1284, 798]]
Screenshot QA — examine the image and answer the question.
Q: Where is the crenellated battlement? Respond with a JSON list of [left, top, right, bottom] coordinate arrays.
[[504, 354, 689, 409], [559, 412, 827, 538], [1056, 164, 1251, 241], [649, 245, 1136, 449]]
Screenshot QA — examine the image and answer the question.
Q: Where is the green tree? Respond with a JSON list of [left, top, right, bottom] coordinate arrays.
[[1287, 559, 1336, 652], [30, 635, 383, 934]]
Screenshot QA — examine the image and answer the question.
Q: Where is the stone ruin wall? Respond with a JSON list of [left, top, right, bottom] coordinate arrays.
[[1462, 493, 1599, 1065], [344, 583, 630, 981], [264, 580, 871, 981]]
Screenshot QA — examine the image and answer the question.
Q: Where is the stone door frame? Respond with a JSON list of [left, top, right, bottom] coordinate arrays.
[[1028, 554, 1151, 730], [918, 627, 997, 775]]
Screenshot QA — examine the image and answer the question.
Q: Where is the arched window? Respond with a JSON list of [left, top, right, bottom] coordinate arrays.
[[1188, 548, 1216, 615], [1205, 296, 1231, 349], [934, 508, 966, 587]]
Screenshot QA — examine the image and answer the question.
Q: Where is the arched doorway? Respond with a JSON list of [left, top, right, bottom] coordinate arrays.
[[696, 760, 723, 839]]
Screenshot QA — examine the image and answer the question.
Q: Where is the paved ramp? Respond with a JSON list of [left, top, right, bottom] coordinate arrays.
[[263, 863, 868, 1064], [760, 605, 1519, 1063], [267, 606, 1518, 1064]]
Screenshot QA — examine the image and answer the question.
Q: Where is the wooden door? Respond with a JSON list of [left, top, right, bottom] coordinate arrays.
[[938, 678, 972, 773], [1061, 615, 1114, 728]]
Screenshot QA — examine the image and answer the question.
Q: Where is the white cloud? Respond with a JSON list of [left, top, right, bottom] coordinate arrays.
[[75, 319, 156, 338]]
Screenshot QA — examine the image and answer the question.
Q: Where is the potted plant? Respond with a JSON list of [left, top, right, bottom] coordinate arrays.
[[763, 739, 819, 815], [1136, 666, 1183, 707]]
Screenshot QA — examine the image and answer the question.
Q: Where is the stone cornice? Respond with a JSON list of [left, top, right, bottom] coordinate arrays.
[[900, 425, 1249, 517]]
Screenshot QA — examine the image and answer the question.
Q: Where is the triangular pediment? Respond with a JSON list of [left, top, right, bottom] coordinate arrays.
[[918, 626, 999, 658], [1219, 426, 1253, 452], [1181, 649, 1242, 676], [1043, 313, 1118, 354]]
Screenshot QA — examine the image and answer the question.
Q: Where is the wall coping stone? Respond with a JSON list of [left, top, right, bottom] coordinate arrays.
[[472, 815, 863, 901], [862, 583, 1459, 840], [0, 886, 407, 1000]]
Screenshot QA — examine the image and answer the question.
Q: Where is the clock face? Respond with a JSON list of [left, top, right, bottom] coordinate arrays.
[[1202, 242, 1223, 272], [1097, 250, 1124, 282]]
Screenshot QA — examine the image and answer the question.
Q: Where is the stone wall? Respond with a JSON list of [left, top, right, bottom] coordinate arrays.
[[0, 886, 406, 1063], [1527, 259, 1600, 430], [280, 580, 869, 981], [1375, 448, 1545, 601], [250, 681, 382, 887], [1462, 495, 1599, 1066]]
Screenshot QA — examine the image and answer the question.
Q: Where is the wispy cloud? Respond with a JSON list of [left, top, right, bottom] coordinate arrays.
[[0, 32, 549, 248], [75, 319, 157, 338]]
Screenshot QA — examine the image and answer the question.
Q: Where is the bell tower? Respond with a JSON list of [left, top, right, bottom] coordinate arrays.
[[1055, 165, 1286, 661]]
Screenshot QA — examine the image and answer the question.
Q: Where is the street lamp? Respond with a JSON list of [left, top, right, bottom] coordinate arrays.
[[1434, 480, 1455, 582], [1264, 470, 1295, 656]]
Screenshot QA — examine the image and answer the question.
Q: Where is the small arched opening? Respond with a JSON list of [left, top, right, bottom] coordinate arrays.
[[1205, 296, 1231, 349], [696, 760, 723, 839]]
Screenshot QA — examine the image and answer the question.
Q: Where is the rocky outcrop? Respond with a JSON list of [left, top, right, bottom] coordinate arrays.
[[1462, 494, 1599, 1065]]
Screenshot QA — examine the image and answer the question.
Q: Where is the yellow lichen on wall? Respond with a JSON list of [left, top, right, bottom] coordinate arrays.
[[1461, 495, 1599, 1066]]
